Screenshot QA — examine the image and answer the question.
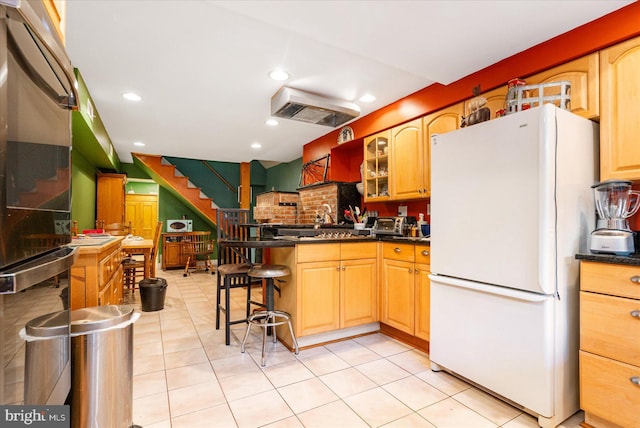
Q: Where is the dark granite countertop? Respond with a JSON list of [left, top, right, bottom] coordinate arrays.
[[218, 235, 431, 247], [576, 252, 640, 266]]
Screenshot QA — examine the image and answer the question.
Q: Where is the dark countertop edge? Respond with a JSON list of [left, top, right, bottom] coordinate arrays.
[[576, 252, 640, 266], [218, 236, 430, 247]]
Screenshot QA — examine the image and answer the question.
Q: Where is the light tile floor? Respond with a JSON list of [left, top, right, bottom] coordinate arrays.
[[127, 267, 586, 428]]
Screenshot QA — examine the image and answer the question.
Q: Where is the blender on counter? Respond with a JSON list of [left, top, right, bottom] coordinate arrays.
[[590, 179, 640, 255]]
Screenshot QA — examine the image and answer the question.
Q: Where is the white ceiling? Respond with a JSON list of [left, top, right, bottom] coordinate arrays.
[[64, 0, 631, 166]]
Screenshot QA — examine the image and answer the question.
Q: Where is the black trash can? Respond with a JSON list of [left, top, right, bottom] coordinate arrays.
[[139, 277, 168, 311]]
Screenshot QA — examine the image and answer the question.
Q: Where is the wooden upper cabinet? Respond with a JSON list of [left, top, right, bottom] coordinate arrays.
[[390, 118, 424, 200], [96, 173, 126, 225], [422, 103, 464, 196], [363, 131, 391, 201], [600, 35, 640, 181], [527, 53, 599, 119]]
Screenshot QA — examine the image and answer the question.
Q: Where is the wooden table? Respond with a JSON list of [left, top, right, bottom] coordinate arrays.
[[121, 238, 155, 278]]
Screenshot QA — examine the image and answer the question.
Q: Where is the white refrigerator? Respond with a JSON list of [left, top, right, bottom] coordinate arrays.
[[429, 104, 598, 428]]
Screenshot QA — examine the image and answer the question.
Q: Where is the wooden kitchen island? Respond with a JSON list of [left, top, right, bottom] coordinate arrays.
[[67, 236, 124, 309]]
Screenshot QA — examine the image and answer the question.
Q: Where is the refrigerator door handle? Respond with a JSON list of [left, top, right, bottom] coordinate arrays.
[[0, 247, 77, 294], [429, 274, 549, 302]]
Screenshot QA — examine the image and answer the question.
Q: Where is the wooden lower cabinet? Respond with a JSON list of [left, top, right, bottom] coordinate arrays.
[[297, 260, 341, 336], [579, 261, 640, 428], [162, 232, 199, 269], [273, 242, 377, 346], [381, 258, 415, 334], [380, 242, 431, 344], [69, 237, 124, 309]]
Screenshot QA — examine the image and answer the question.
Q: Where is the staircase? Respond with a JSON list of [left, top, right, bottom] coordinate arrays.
[[132, 153, 218, 227]]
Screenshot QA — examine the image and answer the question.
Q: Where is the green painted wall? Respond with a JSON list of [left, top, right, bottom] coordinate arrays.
[[71, 149, 98, 231], [265, 158, 302, 192]]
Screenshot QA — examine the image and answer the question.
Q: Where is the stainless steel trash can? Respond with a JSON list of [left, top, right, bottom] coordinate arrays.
[[70, 305, 139, 428], [20, 310, 70, 405]]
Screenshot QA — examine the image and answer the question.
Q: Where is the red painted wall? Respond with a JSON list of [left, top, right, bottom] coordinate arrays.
[[304, 2, 640, 165], [303, 2, 640, 223]]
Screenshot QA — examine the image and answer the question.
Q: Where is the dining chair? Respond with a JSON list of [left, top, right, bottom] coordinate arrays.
[[103, 222, 132, 236], [180, 231, 214, 276], [122, 221, 162, 292]]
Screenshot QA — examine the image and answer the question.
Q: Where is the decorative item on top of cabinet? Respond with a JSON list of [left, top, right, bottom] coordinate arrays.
[[579, 261, 640, 428], [363, 131, 391, 201], [600, 36, 640, 181], [461, 85, 490, 127], [526, 53, 599, 120]]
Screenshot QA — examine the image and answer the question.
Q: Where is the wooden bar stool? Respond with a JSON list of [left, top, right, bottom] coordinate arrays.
[[240, 264, 299, 366]]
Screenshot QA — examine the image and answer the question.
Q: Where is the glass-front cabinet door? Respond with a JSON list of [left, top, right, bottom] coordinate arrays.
[[363, 131, 390, 201]]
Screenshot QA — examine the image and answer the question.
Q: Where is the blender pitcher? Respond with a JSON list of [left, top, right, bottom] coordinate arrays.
[[593, 180, 640, 230]]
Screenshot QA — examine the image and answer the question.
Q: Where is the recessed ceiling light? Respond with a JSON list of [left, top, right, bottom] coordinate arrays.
[[122, 92, 142, 101], [359, 93, 376, 103], [251, 142, 262, 149], [268, 69, 290, 81], [265, 119, 279, 126], [133, 141, 145, 147]]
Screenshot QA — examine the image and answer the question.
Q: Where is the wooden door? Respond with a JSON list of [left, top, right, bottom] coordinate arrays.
[[341, 258, 377, 328], [414, 263, 430, 341], [390, 118, 424, 200], [381, 258, 415, 334], [125, 194, 158, 238], [96, 173, 126, 224], [600, 36, 640, 181], [297, 261, 340, 336]]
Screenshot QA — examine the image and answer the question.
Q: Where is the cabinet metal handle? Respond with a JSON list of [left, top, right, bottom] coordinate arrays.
[[421, 250, 429, 256], [631, 376, 640, 386], [415, 269, 419, 275], [336, 266, 341, 271], [630, 276, 640, 284], [342, 266, 346, 271], [631, 310, 640, 319], [408, 268, 412, 274], [394, 248, 401, 253]]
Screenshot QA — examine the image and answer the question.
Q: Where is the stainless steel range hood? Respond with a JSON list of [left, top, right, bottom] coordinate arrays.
[[271, 87, 360, 127]]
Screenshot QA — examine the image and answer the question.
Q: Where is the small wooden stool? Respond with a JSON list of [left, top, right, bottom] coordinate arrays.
[[240, 264, 299, 366]]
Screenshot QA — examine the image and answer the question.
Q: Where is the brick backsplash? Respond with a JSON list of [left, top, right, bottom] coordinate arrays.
[[253, 184, 341, 224]]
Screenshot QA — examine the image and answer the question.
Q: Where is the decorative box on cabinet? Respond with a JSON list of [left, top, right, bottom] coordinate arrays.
[[96, 173, 127, 225], [600, 35, 640, 181], [579, 261, 640, 428], [69, 237, 124, 309], [526, 53, 599, 120]]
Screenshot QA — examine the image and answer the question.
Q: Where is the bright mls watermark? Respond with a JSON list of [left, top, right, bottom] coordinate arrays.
[[1, 406, 69, 427]]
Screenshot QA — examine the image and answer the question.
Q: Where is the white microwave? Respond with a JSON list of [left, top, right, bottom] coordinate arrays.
[[167, 219, 193, 232]]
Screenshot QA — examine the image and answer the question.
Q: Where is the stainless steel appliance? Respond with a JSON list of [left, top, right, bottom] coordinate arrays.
[[0, 0, 78, 406], [589, 179, 640, 255], [373, 216, 405, 236]]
